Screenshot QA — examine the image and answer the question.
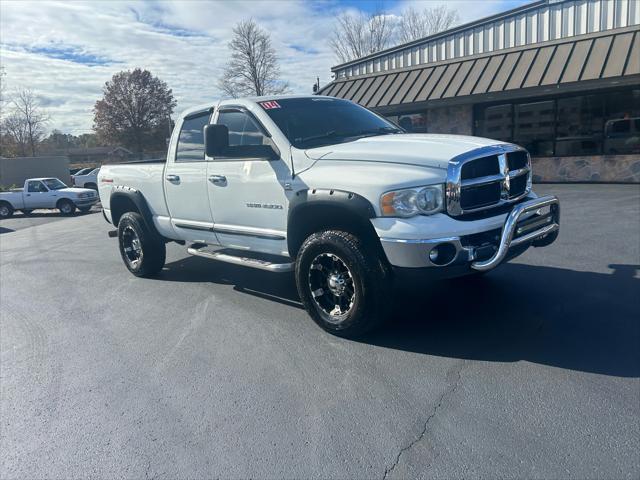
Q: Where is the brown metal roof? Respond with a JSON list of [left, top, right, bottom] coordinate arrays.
[[318, 26, 640, 110]]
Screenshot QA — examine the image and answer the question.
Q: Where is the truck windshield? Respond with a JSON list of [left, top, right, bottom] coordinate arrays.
[[42, 178, 67, 190], [259, 97, 402, 148]]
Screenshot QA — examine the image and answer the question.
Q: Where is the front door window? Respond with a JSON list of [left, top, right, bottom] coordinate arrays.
[[27, 181, 47, 193]]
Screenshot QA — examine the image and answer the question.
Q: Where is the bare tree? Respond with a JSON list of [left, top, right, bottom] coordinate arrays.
[[330, 9, 395, 64], [0, 88, 49, 157], [0, 67, 11, 157], [10, 89, 49, 156], [2, 114, 29, 157], [0, 67, 7, 110], [397, 5, 459, 44], [218, 19, 289, 98]]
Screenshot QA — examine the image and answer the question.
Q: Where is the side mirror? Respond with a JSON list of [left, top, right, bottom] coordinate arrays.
[[204, 124, 229, 157]]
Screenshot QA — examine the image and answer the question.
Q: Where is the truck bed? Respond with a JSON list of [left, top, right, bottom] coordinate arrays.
[[114, 158, 166, 164], [0, 190, 25, 209], [98, 162, 169, 221]]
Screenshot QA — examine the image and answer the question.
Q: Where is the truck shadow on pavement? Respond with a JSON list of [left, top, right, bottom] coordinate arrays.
[[10, 209, 100, 218], [366, 262, 640, 378], [160, 256, 304, 310], [160, 257, 639, 378]]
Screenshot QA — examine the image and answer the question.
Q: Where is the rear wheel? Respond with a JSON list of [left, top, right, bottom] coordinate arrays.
[[295, 230, 391, 338], [0, 202, 13, 219], [58, 199, 76, 215], [117, 212, 166, 277]]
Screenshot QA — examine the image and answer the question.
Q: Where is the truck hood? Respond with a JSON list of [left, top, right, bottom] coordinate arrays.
[[304, 134, 507, 169]]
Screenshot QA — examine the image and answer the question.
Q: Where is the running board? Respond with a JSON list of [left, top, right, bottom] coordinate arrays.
[[187, 246, 294, 272]]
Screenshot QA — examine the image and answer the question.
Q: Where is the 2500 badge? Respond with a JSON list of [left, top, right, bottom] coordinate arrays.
[[246, 203, 283, 210]]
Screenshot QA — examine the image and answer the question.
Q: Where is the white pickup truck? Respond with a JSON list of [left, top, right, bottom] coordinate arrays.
[[0, 177, 99, 218], [73, 167, 100, 190], [98, 95, 560, 337]]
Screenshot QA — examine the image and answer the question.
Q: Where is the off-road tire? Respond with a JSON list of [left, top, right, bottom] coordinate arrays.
[[58, 199, 76, 215], [295, 230, 391, 338], [117, 212, 166, 277], [0, 202, 13, 219]]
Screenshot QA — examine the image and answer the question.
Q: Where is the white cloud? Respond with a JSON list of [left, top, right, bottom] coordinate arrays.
[[0, 0, 524, 135], [394, 0, 531, 25]]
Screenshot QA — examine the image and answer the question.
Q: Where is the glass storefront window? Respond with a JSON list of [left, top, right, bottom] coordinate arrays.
[[556, 95, 603, 156], [602, 89, 640, 155], [474, 88, 640, 156], [476, 104, 512, 142], [387, 113, 428, 133], [604, 118, 640, 155], [514, 101, 555, 156]]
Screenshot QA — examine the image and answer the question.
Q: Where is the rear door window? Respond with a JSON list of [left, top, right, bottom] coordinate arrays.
[[176, 112, 210, 162]]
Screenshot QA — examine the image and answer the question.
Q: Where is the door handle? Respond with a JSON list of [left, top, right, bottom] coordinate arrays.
[[165, 174, 180, 183], [208, 175, 227, 185]]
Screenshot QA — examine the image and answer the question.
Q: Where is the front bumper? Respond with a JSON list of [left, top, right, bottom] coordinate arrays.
[[75, 197, 99, 207], [379, 195, 560, 272]]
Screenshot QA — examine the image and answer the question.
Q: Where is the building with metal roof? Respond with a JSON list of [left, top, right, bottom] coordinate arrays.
[[319, 0, 640, 182]]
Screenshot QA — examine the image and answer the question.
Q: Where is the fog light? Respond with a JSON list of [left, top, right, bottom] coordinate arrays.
[[428, 242, 457, 266]]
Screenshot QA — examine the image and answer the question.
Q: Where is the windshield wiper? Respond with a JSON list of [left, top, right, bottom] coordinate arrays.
[[296, 130, 346, 144], [351, 126, 402, 138], [297, 126, 401, 146]]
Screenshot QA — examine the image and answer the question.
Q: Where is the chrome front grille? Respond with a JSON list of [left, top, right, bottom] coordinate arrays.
[[446, 145, 532, 217]]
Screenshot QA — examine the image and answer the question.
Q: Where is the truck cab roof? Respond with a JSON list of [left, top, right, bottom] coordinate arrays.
[[178, 95, 324, 119]]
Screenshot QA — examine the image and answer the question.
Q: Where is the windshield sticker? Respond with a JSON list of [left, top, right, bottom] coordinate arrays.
[[260, 101, 281, 110]]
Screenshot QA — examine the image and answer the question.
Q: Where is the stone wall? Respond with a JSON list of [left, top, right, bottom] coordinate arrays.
[[426, 105, 473, 135], [532, 155, 640, 183]]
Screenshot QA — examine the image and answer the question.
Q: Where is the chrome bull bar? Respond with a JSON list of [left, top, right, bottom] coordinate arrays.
[[470, 195, 560, 272]]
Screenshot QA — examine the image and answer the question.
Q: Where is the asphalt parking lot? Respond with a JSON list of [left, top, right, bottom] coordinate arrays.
[[0, 206, 102, 234], [1, 184, 639, 479]]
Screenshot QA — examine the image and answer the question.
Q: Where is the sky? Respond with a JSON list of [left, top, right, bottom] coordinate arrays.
[[0, 0, 530, 136]]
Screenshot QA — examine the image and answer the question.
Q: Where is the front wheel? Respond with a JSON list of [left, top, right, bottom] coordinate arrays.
[[117, 212, 166, 277], [295, 230, 391, 338], [58, 199, 76, 215]]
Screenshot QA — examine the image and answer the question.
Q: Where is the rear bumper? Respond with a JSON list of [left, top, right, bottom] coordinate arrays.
[[379, 195, 560, 273]]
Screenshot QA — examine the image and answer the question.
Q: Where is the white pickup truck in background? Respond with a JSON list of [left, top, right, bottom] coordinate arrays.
[[0, 177, 99, 218], [98, 95, 560, 338], [72, 167, 100, 190]]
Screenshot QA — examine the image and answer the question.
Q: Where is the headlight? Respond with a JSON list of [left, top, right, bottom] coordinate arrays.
[[380, 184, 444, 217]]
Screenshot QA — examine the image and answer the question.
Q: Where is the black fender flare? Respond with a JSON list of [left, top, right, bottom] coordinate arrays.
[[287, 188, 378, 256], [109, 187, 156, 233], [288, 188, 376, 220]]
